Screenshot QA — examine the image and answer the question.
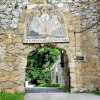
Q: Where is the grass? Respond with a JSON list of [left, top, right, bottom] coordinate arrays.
[[58, 86, 68, 92], [90, 90, 100, 96], [37, 84, 68, 92], [0, 92, 25, 100], [37, 83, 60, 87]]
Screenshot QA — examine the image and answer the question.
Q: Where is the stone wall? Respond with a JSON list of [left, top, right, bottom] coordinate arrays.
[[51, 55, 65, 87], [0, 0, 100, 93], [70, 0, 100, 92]]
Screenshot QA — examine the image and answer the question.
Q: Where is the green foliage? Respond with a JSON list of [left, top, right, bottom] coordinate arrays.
[[37, 83, 60, 87], [87, 90, 100, 96], [58, 86, 68, 92], [26, 46, 60, 85], [26, 67, 51, 84], [26, 46, 60, 68], [37, 80, 46, 84], [92, 90, 100, 96], [0, 92, 24, 100]]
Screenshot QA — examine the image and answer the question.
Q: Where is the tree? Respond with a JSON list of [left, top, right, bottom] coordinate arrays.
[[26, 46, 60, 85]]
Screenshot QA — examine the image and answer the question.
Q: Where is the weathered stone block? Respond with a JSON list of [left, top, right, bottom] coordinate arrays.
[[5, 56, 16, 62], [71, 88, 79, 93], [6, 82, 14, 89], [6, 30, 13, 34], [3, 39, 12, 44], [15, 86, 25, 93], [18, 56, 27, 68], [15, 43, 26, 50], [70, 68, 76, 73], [13, 38, 22, 43], [0, 63, 9, 70], [5, 89, 15, 93], [18, 23, 24, 34]]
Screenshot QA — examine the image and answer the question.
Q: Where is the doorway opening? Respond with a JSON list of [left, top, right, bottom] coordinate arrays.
[[25, 46, 70, 93]]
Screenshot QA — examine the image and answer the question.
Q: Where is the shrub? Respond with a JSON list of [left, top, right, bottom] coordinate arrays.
[[26, 67, 51, 85], [37, 83, 60, 87], [37, 80, 46, 84], [91, 90, 100, 96]]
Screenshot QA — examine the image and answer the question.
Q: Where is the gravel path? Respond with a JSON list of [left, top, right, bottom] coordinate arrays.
[[25, 87, 66, 93]]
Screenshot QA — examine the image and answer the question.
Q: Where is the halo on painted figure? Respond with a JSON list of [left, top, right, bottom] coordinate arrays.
[[34, 10, 41, 17], [41, 7, 49, 14]]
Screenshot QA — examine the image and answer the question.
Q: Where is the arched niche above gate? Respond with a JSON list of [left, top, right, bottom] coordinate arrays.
[[23, 4, 69, 43]]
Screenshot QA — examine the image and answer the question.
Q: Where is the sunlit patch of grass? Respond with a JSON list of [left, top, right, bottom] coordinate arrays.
[[37, 83, 60, 87], [0, 92, 25, 100]]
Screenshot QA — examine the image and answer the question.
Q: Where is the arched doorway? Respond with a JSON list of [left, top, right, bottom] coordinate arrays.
[[25, 46, 70, 92]]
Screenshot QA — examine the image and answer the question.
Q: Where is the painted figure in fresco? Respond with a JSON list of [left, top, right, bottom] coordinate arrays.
[[28, 10, 41, 36], [40, 7, 51, 36], [50, 10, 64, 36], [27, 7, 64, 37]]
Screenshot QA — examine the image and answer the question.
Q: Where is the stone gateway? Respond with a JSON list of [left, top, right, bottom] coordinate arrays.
[[0, 0, 100, 93]]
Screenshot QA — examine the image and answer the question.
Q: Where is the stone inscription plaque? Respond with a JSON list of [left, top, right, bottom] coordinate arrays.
[[23, 37, 69, 43], [23, 4, 69, 43]]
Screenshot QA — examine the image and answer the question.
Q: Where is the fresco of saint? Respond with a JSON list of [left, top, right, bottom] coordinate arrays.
[[26, 6, 64, 37], [50, 10, 64, 36], [40, 7, 51, 36], [28, 10, 41, 36]]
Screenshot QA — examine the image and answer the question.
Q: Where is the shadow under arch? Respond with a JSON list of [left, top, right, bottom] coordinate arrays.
[[25, 45, 70, 92], [61, 49, 70, 92]]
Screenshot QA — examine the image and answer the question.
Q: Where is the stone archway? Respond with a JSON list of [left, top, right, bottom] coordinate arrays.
[[1, 5, 77, 92], [23, 44, 70, 92], [0, 0, 100, 94], [15, 2, 77, 93]]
